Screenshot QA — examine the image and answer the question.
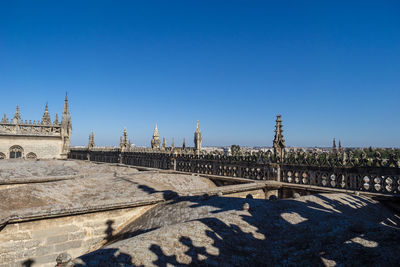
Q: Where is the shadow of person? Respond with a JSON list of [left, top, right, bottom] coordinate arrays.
[[22, 259, 35, 267], [105, 219, 115, 242]]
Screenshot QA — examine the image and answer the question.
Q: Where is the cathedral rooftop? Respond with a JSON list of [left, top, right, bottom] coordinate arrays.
[[0, 160, 215, 225], [0, 160, 399, 266]]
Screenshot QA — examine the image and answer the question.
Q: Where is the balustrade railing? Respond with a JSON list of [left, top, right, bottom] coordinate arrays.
[[68, 148, 400, 195]]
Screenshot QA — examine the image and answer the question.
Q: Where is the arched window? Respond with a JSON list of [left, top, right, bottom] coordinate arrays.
[[26, 152, 37, 160], [0, 152, 5, 159], [9, 145, 23, 159]]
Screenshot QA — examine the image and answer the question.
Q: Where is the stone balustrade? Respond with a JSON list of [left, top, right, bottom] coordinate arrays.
[[69, 148, 400, 195]]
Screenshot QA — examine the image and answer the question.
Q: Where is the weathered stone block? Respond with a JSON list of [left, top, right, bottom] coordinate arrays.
[[0, 241, 23, 253], [0, 253, 16, 264], [32, 225, 79, 239], [47, 234, 69, 244], [68, 231, 86, 240], [9, 231, 31, 241], [36, 245, 55, 256], [23, 239, 41, 249], [92, 227, 107, 236], [0, 223, 19, 235], [22, 248, 36, 258], [35, 253, 59, 264], [55, 240, 82, 252]]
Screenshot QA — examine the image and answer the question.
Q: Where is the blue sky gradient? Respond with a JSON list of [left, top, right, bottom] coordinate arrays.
[[0, 1, 399, 147]]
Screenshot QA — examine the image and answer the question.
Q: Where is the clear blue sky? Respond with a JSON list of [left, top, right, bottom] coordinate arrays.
[[1, 1, 399, 148]]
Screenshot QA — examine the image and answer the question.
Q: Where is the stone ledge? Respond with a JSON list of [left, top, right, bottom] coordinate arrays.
[[0, 174, 81, 185], [6, 197, 165, 224]]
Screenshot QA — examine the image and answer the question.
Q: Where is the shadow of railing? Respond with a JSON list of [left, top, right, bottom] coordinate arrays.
[[74, 180, 400, 266]]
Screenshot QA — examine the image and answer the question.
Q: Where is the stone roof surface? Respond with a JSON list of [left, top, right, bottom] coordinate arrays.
[[0, 160, 216, 223], [75, 193, 400, 266]]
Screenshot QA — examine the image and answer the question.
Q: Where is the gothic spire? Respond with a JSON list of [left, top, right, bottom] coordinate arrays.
[[62, 93, 69, 118], [60, 94, 72, 158], [338, 140, 342, 152], [182, 138, 186, 149], [162, 137, 166, 149], [194, 120, 202, 155], [42, 103, 51, 125], [333, 138, 337, 153], [273, 114, 285, 161], [171, 138, 175, 149]]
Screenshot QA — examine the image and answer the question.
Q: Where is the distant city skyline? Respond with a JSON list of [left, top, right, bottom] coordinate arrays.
[[1, 1, 399, 147]]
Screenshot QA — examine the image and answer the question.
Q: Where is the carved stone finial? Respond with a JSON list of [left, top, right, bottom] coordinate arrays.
[[162, 137, 166, 150], [54, 113, 59, 125], [41, 103, 52, 125], [14, 105, 21, 124]]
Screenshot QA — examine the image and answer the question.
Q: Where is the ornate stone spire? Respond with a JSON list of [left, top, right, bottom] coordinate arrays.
[[194, 120, 202, 155], [182, 138, 186, 150], [151, 124, 161, 149], [88, 131, 95, 149], [61, 94, 72, 158], [62, 94, 69, 119], [338, 140, 342, 152], [14, 105, 21, 124], [162, 137, 166, 150], [121, 128, 127, 146], [171, 138, 175, 149], [1, 114, 8, 124], [41, 103, 52, 125], [120, 128, 130, 152], [273, 114, 285, 161]]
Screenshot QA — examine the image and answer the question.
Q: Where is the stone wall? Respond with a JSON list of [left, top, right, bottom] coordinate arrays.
[[0, 205, 154, 267], [0, 135, 63, 159]]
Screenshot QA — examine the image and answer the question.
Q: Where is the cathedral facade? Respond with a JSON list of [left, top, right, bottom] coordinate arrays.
[[0, 95, 72, 159]]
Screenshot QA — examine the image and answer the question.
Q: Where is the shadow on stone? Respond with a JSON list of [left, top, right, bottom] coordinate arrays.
[[22, 259, 35, 267], [77, 182, 400, 266], [75, 248, 139, 267], [105, 219, 114, 242]]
